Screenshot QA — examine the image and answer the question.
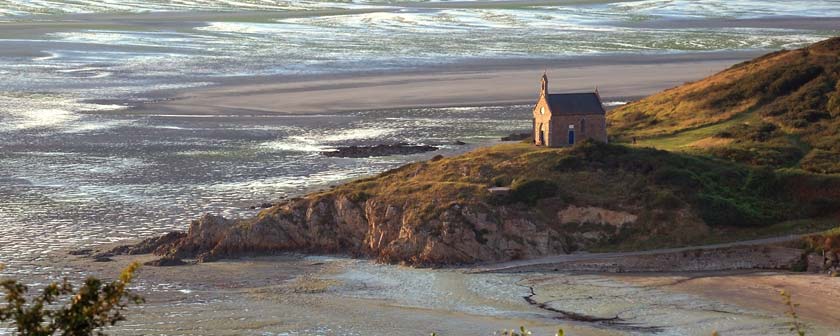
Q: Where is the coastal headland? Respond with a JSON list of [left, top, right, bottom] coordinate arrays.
[[58, 40, 840, 334]]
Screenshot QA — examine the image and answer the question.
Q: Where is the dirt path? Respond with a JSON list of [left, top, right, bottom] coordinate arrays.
[[471, 234, 808, 273]]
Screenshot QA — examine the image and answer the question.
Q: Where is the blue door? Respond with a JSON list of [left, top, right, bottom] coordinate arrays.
[[568, 130, 575, 145]]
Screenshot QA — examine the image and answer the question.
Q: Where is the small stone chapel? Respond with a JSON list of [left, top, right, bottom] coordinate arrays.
[[532, 73, 607, 147]]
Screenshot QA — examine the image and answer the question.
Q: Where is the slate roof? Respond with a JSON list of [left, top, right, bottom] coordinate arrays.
[[545, 93, 605, 115]]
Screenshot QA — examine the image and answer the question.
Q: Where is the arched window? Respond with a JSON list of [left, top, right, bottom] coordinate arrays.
[[580, 118, 586, 133]]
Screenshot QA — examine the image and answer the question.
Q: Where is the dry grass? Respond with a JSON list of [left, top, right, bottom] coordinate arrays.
[[610, 37, 840, 173]]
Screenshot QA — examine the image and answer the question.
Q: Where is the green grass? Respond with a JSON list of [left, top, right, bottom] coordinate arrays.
[[594, 217, 839, 252], [610, 37, 840, 174], [631, 110, 759, 151], [321, 140, 840, 254]]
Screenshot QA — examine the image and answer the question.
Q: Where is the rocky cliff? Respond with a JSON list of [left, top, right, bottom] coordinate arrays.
[[125, 39, 840, 266], [130, 140, 840, 266], [148, 195, 641, 266]]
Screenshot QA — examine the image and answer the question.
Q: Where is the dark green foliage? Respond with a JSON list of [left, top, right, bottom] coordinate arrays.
[[652, 167, 702, 190], [553, 156, 582, 172], [612, 38, 840, 175], [706, 143, 804, 167], [790, 254, 809, 272], [716, 122, 779, 142], [553, 141, 835, 227], [800, 149, 840, 174], [646, 190, 684, 209], [766, 65, 822, 97], [0, 263, 143, 336], [492, 175, 512, 187], [743, 168, 782, 196], [509, 179, 559, 205], [828, 81, 840, 117], [346, 190, 371, 202], [695, 193, 770, 227]]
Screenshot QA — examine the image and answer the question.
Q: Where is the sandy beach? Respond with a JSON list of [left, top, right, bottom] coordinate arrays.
[[131, 51, 763, 115], [51, 251, 840, 336], [2, 2, 840, 334]]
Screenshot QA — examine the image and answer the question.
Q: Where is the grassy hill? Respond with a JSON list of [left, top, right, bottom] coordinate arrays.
[[142, 38, 840, 265], [328, 141, 840, 252], [609, 37, 840, 173], [145, 140, 840, 265]]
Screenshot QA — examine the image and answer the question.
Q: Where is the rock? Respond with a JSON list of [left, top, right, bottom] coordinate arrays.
[[104, 231, 188, 257], [134, 193, 576, 266], [93, 256, 114, 262], [144, 257, 187, 267], [249, 202, 274, 210], [557, 205, 638, 228], [68, 248, 94, 256], [807, 253, 825, 273], [323, 143, 438, 158], [501, 132, 531, 141], [827, 251, 838, 264], [452, 140, 467, 145]]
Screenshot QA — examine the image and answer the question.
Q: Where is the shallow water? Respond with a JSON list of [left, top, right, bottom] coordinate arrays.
[[0, 103, 533, 277], [1, 1, 839, 130], [1, 0, 839, 285]]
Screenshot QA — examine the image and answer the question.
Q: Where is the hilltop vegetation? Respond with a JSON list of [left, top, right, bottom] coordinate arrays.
[[127, 38, 840, 266], [609, 37, 840, 173], [139, 141, 840, 265]]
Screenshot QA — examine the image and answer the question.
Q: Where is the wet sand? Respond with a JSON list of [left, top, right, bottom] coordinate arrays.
[[133, 51, 763, 115], [53, 252, 840, 336], [616, 272, 840, 328]]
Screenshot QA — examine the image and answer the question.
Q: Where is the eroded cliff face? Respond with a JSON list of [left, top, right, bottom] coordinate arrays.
[[145, 194, 652, 266]]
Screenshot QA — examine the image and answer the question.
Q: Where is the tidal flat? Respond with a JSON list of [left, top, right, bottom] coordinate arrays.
[[47, 252, 840, 336]]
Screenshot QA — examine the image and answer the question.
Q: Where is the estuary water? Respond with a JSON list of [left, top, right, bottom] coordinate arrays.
[[1, 0, 840, 277]]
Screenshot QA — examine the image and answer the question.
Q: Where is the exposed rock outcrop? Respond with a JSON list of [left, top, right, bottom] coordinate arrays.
[[130, 194, 642, 266], [119, 140, 840, 267], [324, 143, 438, 158]]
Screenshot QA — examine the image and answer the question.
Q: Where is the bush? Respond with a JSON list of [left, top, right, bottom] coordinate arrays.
[[743, 167, 782, 196], [553, 156, 582, 172], [706, 144, 803, 167], [1, 263, 144, 336], [800, 149, 840, 174], [652, 167, 702, 190], [828, 82, 840, 117], [767, 64, 822, 96], [715, 122, 779, 142], [694, 194, 768, 227], [648, 190, 684, 209], [492, 175, 512, 187], [509, 179, 559, 205], [346, 190, 371, 202]]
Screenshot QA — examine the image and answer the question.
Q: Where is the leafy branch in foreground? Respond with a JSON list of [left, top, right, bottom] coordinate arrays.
[[0, 262, 144, 336]]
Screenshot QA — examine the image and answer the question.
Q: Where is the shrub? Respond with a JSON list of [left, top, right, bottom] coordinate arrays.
[[828, 82, 840, 117], [706, 144, 803, 167], [648, 190, 684, 209], [553, 156, 582, 172], [694, 194, 770, 227], [509, 179, 559, 205], [715, 122, 779, 142], [346, 190, 371, 202], [652, 167, 702, 190], [742, 167, 782, 196], [800, 149, 840, 174], [0, 263, 144, 336], [492, 175, 512, 187], [767, 64, 822, 97]]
